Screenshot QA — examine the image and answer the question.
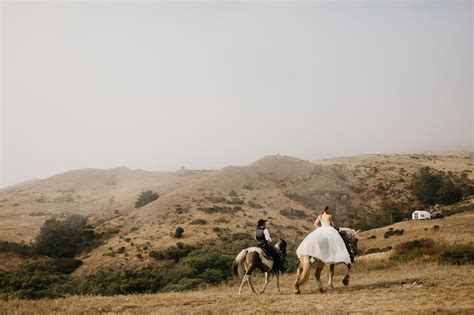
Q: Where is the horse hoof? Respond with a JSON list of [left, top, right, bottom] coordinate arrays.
[[294, 290, 301, 295], [319, 288, 327, 293], [343, 278, 349, 286]]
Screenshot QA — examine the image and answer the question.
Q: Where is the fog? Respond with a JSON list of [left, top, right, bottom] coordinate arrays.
[[1, 1, 472, 187]]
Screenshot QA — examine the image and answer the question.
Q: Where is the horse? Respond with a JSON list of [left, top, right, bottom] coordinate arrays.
[[293, 228, 359, 294], [232, 239, 287, 294]]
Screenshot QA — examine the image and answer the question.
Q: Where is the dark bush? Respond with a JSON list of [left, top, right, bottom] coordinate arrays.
[[149, 242, 194, 262], [438, 180, 462, 205], [135, 190, 159, 208], [0, 241, 33, 257], [439, 244, 474, 265], [198, 205, 235, 214], [18, 258, 83, 275], [34, 215, 96, 258], [384, 229, 404, 238], [392, 238, 436, 261], [174, 227, 184, 238], [412, 167, 466, 206]]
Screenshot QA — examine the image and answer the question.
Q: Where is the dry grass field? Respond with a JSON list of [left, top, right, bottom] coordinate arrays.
[[1, 262, 472, 314]]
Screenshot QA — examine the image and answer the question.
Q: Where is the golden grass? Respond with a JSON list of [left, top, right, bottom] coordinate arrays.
[[358, 210, 474, 255], [1, 262, 473, 314]]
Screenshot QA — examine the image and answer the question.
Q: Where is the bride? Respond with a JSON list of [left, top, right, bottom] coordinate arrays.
[[296, 206, 350, 264]]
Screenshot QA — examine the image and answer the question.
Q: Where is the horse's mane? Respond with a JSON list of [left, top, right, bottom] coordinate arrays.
[[338, 227, 360, 240]]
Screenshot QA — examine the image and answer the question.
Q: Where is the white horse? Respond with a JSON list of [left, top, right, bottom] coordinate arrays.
[[232, 239, 287, 294], [293, 228, 359, 294]]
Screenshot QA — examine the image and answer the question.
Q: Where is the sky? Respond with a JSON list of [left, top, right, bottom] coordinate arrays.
[[1, 1, 473, 187]]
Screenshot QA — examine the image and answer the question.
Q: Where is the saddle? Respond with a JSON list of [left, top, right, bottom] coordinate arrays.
[[258, 247, 273, 260]]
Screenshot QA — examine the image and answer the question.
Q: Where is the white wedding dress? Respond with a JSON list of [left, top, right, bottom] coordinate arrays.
[[296, 218, 351, 264]]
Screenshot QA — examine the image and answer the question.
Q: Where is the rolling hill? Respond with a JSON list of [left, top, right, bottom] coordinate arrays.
[[0, 152, 472, 273]]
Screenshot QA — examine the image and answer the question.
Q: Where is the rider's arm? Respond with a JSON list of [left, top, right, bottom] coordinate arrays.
[[314, 215, 321, 227], [263, 229, 272, 243], [330, 215, 336, 228]]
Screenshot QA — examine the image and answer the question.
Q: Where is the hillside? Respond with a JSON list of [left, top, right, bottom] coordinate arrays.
[[0, 167, 213, 243], [0, 152, 472, 273], [2, 210, 472, 314]]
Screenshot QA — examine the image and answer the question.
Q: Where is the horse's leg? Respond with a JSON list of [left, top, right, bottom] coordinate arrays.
[[260, 272, 269, 293], [246, 269, 257, 294], [276, 272, 280, 293], [293, 256, 311, 294], [238, 265, 249, 294], [314, 260, 326, 293], [342, 263, 351, 286], [327, 264, 335, 289]]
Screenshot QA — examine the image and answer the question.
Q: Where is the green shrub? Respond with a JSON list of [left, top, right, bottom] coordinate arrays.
[[439, 243, 474, 265], [135, 190, 159, 208], [198, 205, 235, 214], [0, 241, 33, 257], [19, 258, 83, 275], [149, 242, 194, 262], [174, 227, 184, 238], [0, 259, 82, 299], [391, 238, 436, 262], [384, 229, 404, 238]]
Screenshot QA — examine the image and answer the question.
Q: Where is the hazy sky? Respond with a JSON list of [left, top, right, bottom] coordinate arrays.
[[1, 1, 473, 187]]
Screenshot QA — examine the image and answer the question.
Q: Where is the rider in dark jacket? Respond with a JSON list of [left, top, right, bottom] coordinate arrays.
[[255, 219, 284, 271]]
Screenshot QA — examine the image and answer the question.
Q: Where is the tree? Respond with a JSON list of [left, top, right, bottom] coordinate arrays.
[[438, 179, 462, 205], [135, 190, 159, 208], [34, 215, 96, 258], [174, 227, 184, 239], [412, 167, 443, 205]]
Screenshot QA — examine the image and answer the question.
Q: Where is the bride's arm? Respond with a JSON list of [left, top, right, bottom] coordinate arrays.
[[329, 215, 336, 228], [314, 215, 321, 227]]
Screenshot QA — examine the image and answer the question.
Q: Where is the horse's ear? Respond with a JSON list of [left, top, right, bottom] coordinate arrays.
[[356, 230, 360, 234]]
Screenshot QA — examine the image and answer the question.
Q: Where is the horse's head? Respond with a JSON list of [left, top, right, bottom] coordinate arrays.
[[339, 228, 360, 256], [275, 239, 287, 256]]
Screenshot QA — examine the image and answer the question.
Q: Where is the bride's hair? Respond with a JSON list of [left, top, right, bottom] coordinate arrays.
[[321, 206, 330, 215]]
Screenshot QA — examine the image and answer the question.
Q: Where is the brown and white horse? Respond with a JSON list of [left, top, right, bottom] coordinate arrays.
[[232, 239, 287, 294], [293, 228, 359, 294]]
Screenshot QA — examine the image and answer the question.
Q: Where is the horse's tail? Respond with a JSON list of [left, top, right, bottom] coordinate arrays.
[[232, 249, 247, 278], [293, 255, 312, 294]]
